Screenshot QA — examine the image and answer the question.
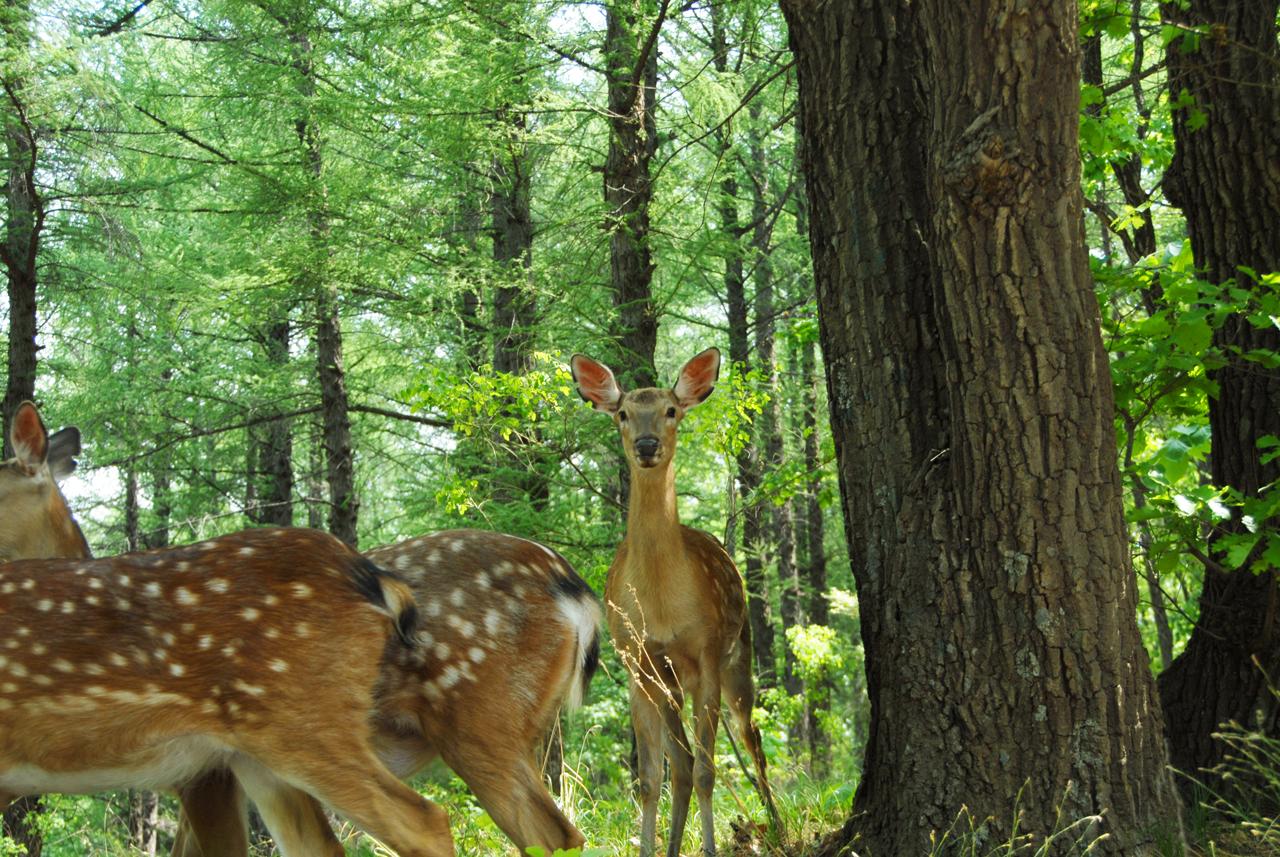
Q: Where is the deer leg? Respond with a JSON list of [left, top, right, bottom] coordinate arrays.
[[660, 693, 694, 857], [231, 748, 454, 857], [173, 767, 251, 857], [691, 668, 722, 857], [630, 681, 666, 857], [446, 746, 584, 853], [722, 645, 778, 827]]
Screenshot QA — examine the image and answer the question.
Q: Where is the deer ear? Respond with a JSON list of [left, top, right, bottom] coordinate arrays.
[[673, 348, 721, 409], [10, 402, 49, 474], [47, 427, 82, 482], [570, 354, 623, 413]]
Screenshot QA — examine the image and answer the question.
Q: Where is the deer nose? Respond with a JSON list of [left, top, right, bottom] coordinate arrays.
[[634, 436, 660, 459]]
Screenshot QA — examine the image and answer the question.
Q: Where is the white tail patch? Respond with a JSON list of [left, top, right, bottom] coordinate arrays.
[[555, 593, 602, 711]]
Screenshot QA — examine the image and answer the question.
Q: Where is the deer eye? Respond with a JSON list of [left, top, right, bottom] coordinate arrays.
[[618, 410, 628, 422], [666, 407, 676, 418]]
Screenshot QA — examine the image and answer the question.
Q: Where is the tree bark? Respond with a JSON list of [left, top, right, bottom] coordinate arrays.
[[603, 0, 661, 390], [750, 104, 802, 705], [291, 25, 358, 546], [248, 319, 294, 528], [783, 0, 1184, 853], [1, 0, 41, 460], [1156, 0, 1280, 791]]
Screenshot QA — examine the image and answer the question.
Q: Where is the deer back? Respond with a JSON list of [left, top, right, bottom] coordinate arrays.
[[0, 527, 416, 795]]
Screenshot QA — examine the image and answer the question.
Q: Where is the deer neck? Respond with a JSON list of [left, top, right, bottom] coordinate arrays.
[[624, 460, 681, 555]]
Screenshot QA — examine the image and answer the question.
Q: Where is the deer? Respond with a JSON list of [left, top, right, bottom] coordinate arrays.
[[0, 402, 457, 857], [169, 527, 603, 856], [0, 401, 91, 563], [570, 348, 779, 857]]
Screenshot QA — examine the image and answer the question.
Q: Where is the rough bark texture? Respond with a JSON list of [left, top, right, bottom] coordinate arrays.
[[1156, 0, 1280, 790], [603, 0, 660, 390], [782, 0, 1184, 853], [1, 0, 40, 461]]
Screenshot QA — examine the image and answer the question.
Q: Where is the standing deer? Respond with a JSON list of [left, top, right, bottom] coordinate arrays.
[[171, 528, 602, 856], [0, 403, 455, 857], [571, 348, 778, 857]]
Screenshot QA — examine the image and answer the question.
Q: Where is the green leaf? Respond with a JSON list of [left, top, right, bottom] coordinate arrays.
[[1172, 317, 1213, 355]]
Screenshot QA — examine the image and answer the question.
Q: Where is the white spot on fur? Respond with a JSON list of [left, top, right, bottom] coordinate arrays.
[[52, 659, 75, 673], [425, 599, 442, 618], [170, 663, 186, 677], [144, 582, 162, 598], [198, 635, 214, 651], [239, 547, 255, 557], [450, 540, 466, 553], [87, 578, 102, 590], [205, 579, 229, 594], [85, 595, 100, 607], [60, 601, 74, 614], [263, 595, 279, 607], [116, 574, 131, 587], [109, 653, 128, 668], [395, 555, 412, 571], [175, 587, 198, 606], [433, 642, 450, 661], [269, 659, 288, 673], [233, 679, 265, 697], [484, 608, 503, 635], [494, 560, 514, 576], [35, 599, 52, 612], [439, 665, 461, 689], [450, 588, 465, 607], [469, 647, 486, 664], [240, 607, 260, 621], [291, 583, 313, 599], [31, 643, 46, 656], [21, 579, 35, 590]]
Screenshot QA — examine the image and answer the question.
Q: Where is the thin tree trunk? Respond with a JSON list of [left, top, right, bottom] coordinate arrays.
[[1156, 0, 1280, 791], [603, 0, 662, 390], [291, 26, 357, 546], [710, 1, 775, 686], [749, 104, 801, 706], [249, 319, 294, 527], [1, 0, 40, 460], [783, 0, 1184, 852]]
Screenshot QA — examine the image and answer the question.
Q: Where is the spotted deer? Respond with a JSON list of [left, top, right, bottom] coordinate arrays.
[[0, 406, 456, 857], [171, 528, 603, 856], [571, 348, 778, 857]]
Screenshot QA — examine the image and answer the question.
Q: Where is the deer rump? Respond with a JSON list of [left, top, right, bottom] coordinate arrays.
[[172, 528, 603, 856], [0, 527, 414, 802]]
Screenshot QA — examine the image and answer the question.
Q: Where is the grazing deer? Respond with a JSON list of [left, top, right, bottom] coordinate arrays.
[[571, 348, 778, 857], [0, 406, 456, 857], [171, 528, 602, 856]]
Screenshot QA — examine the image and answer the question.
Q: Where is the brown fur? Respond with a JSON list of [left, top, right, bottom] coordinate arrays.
[[171, 529, 602, 856], [571, 349, 776, 857], [0, 528, 453, 857]]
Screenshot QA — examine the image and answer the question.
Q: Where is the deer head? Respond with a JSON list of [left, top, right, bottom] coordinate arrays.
[[570, 348, 721, 471], [0, 402, 90, 561]]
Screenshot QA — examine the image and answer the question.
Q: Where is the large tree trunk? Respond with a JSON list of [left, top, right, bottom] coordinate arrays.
[[1, 0, 40, 459], [782, 1, 1184, 853], [1156, 0, 1280, 790]]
